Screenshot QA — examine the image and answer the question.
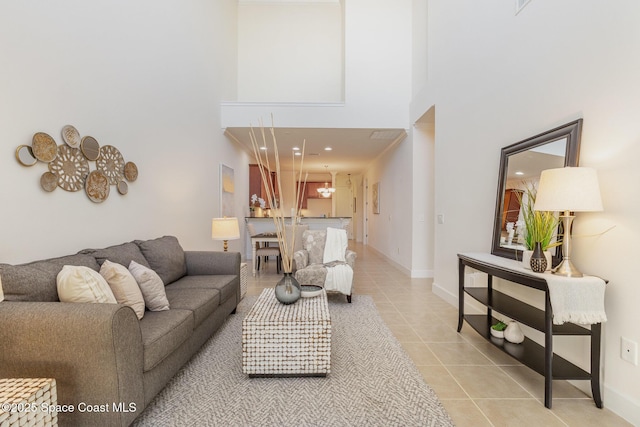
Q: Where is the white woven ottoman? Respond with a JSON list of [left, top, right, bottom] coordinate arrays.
[[0, 378, 58, 426], [242, 288, 331, 377]]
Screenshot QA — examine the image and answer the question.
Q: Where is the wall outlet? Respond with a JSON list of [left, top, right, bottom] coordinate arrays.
[[621, 337, 638, 366]]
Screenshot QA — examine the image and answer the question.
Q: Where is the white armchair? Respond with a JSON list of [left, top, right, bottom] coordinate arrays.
[[293, 229, 356, 303]]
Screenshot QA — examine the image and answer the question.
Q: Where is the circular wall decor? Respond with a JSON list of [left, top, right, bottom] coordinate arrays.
[[117, 180, 128, 195], [81, 136, 100, 161], [85, 170, 110, 203], [48, 145, 90, 192], [61, 125, 81, 148], [15, 145, 38, 166], [40, 172, 58, 192], [124, 161, 138, 182], [96, 145, 124, 185], [32, 132, 58, 162]]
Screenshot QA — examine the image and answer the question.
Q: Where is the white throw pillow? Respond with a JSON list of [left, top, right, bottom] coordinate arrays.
[[100, 260, 146, 319], [0, 274, 4, 302], [57, 265, 117, 304], [128, 260, 170, 311]]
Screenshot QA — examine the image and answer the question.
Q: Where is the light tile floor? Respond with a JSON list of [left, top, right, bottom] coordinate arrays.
[[246, 242, 631, 427]]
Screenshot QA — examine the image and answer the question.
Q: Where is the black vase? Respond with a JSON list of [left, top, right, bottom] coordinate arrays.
[[274, 272, 301, 304], [530, 242, 547, 273]]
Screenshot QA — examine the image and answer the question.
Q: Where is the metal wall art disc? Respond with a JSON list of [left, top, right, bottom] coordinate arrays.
[[85, 170, 110, 203], [81, 136, 100, 161], [40, 172, 58, 192], [61, 125, 81, 148], [96, 145, 124, 185], [124, 162, 138, 182], [117, 180, 128, 195], [48, 145, 90, 192], [15, 145, 38, 166], [32, 132, 58, 162]]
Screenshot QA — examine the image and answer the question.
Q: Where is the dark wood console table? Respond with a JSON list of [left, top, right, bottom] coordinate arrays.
[[457, 252, 603, 409]]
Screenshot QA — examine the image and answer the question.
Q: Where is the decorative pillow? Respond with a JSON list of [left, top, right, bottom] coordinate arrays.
[[0, 274, 4, 302], [135, 236, 186, 285], [57, 265, 117, 304], [100, 260, 146, 319], [128, 261, 170, 311]]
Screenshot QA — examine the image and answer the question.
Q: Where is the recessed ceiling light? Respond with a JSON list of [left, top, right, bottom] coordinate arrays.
[[324, 147, 332, 151], [515, 171, 524, 175], [292, 147, 300, 151], [294, 152, 301, 156], [260, 147, 267, 151]]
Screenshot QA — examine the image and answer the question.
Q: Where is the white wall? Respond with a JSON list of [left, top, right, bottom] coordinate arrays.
[[427, 0, 640, 423], [237, 2, 343, 102], [0, 0, 249, 263], [222, 0, 413, 130]]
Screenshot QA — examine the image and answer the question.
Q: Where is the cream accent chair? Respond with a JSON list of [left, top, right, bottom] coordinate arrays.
[[293, 229, 356, 303]]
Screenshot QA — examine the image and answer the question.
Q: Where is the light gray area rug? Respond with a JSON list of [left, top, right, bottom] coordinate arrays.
[[133, 294, 455, 427]]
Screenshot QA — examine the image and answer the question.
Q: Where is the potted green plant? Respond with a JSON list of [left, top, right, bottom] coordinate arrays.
[[516, 183, 561, 270]]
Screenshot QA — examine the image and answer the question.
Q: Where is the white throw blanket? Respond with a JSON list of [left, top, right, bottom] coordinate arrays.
[[546, 274, 607, 325], [323, 227, 353, 295]]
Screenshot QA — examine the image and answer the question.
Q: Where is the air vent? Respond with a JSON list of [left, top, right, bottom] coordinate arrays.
[[370, 130, 404, 140], [515, 0, 531, 15]]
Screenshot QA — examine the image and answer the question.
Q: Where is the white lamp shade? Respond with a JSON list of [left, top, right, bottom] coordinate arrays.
[[211, 217, 240, 240], [534, 167, 603, 212]]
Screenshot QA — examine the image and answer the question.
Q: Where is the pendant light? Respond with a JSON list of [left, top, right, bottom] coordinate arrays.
[[317, 166, 336, 198]]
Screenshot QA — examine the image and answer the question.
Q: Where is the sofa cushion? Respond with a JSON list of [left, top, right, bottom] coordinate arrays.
[[135, 236, 186, 285], [164, 287, 220, 328], [0, 254, 100, 302], [139, 309, 194, 372], [128, 261, 170, 311], [100, 260, 145, 320], [79, 242, 150, 269], [168, 275, 237, 305], [57, 265, 118, 304]]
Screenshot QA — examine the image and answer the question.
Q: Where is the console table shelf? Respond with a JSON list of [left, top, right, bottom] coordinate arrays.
[[457, 252, 603, 409]]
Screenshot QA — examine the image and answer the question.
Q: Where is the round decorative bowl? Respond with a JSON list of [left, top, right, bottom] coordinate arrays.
[[300, 285, 323, 298]]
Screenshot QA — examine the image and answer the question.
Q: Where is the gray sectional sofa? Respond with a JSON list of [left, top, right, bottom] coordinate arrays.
[[0, 236, 241, 426]]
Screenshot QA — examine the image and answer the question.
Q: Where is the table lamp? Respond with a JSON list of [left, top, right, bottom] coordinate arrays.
[[534, 167, 603, 277], [212, 217, 240, 252]]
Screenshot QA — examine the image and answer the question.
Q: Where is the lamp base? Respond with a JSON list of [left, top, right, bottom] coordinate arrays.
[[552, 259, 583, 278]]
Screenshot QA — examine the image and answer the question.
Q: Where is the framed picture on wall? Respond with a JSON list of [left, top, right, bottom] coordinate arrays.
[[220, 164, 234, 217], [372, 182, 380, 214]]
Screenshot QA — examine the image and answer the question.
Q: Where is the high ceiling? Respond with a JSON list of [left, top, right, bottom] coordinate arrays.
[[224, 127, 407, 174]]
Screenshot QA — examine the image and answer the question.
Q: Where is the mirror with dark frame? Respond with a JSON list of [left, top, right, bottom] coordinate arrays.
[[491, 119, 583, 262]]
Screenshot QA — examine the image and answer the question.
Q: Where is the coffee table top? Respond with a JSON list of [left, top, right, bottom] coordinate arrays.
[[246, 288, 330, 323]]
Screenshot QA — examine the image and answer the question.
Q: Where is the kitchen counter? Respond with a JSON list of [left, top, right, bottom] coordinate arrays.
[[244, 217, 352, 260]]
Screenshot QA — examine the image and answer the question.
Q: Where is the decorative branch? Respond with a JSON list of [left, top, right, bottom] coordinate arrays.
[[249, 115, 308, 273]]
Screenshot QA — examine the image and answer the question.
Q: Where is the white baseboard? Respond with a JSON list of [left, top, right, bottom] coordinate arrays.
[[601, 385, 640, 426], [410, 269, 434, 278], [366, 246, 412, 277], [432, 281, 457, 307]]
